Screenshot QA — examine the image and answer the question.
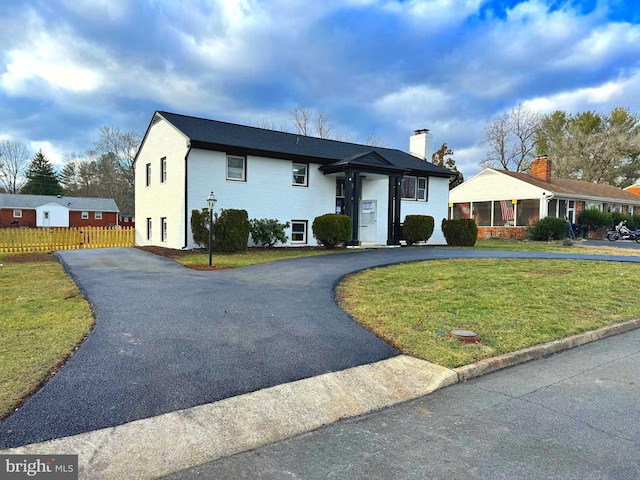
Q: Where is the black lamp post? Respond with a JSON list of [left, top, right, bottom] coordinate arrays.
[[206, 191, 217, 266]]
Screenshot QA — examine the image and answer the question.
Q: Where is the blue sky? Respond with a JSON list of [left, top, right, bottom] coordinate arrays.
[[1, 0, 639, 177]]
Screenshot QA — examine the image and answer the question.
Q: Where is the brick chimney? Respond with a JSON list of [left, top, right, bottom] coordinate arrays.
[[531, 155, 552, 182], [409, 129, 433, 161]]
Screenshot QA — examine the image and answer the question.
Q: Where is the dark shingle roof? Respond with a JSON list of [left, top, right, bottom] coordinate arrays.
[[157, 111, 453, 177], [499, 170, 640, 203], [0, 194, 119, 211]]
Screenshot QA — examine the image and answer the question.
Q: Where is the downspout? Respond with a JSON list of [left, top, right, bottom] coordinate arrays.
[[183, 143, 192, 249]]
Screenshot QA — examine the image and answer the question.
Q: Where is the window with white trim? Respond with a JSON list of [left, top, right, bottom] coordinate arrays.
[[292, 163, 308, 186], [81, 211, 89, 219], [146, 163, 151, 186], [227, 155, 246, 181], [146, 218, 152, 240], [13, 209, 22, 218], [161, 217, 167, 242], [161, 157, 167, 183], [291, 220, 307, 244], [401, 175, 428, 201], [95, 212, 103, 220]]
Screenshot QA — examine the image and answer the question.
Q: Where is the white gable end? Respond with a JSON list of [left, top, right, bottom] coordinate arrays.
[[450, 169, 546, 203]]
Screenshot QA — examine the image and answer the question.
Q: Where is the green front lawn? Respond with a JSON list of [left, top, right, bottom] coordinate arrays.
[[338, 258, 640, 368], [0, 254, 94, 419], [468, 238, 640, 256]]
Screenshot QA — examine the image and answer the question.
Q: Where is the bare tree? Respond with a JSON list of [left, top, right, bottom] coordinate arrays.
[[291, 106, 313, 136], [482, 103, 541, 171], [314, 108, 334, 139], [363, 131, 387, 147], [0, 140, 30, 193], [256, 117, 290, 133]]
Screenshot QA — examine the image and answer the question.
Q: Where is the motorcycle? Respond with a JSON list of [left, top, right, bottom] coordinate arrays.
[[606, 221, 640, 242]]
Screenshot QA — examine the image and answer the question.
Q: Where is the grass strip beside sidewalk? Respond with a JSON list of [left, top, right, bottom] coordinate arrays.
[[0, 253, 94, 420], [338, 258, 640, 368]]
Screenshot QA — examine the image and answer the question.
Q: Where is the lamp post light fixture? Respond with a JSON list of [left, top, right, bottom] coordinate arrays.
[[206, 191, 217, 266]]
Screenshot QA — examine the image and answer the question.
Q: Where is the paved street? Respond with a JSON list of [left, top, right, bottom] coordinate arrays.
[[166, 328, 640, 480]]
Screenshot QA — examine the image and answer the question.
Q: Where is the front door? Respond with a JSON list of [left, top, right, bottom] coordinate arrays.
[[359, 200, 377, 243], [43, 211, 50, 227]]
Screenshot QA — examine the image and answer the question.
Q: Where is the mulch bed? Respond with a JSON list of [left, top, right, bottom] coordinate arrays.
[[1, 252, 56, 263]]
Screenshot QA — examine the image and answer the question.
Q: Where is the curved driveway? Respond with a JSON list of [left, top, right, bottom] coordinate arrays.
[[2, 247, 640, 449]]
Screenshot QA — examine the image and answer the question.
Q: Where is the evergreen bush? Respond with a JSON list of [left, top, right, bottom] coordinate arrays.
[[312, 214, 352, 248], [441, 218, 478, 246], [528, 217, 570, 241], [577, 208, 611, 229], [213, 209, 251, 253], [190, 208, 211, 249], [250, 218, 290, 247], [403, 215, 434, 246]]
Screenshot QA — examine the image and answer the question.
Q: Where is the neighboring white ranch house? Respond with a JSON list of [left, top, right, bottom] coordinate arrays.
[[449, 156, 640, 239], [134, 111, 454, 249]]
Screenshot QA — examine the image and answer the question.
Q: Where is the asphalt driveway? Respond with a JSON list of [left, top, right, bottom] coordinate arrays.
[[2, 246, 640, 449]]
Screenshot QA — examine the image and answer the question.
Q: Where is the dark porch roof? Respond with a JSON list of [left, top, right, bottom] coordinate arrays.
[[319, 151, 408, 175], [152, 111, 453, 178]]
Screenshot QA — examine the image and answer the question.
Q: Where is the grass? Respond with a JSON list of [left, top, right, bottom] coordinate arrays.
[[468, 238, 640, 256], [176, 248, 342, 268], [0, 253, 94, 419], [338, 258, 640, 368]]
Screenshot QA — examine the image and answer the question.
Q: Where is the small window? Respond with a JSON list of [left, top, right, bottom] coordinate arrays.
[[146, 163, 151, 186], [161, 217, 167, 242], [292, 163, 308, 186], [417, 177, 428, 201], [401, 176, 417, 200], [13, 209, 22, 218], [227, 156, 246, 181], [161, 157, 167, 183], [291, 220, 307, 244], [81, 211, 89, 220], [95, 212, 103, 220], [146, 218, 152, 240]]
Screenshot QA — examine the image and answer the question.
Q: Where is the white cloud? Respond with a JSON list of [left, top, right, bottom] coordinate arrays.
[[373, 84, 454, 129], [59, 0, 130, 21], [29, 141, 67, 167]]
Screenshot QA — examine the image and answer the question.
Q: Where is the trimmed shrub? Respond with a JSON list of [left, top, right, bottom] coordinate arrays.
[[528, 217, 570, 241], [212, 209, 251, 253], [577, 208, 611, 230], [191, 208, 211, 249], [312, 213, 352, 248], [441, 218, 478, 246], [403, 215, 434, 246], [250, 218, 290, 247]]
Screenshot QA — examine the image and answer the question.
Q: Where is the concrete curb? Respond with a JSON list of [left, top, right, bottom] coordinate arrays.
[[0, 355, 457, 480], [454, 318, 640, 381]]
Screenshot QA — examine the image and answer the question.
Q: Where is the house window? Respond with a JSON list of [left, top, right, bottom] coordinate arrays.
[[516, 199, 540, 226], [401, 176, 428, 201], [161, 217, 167, 242], [417, 177, 428, 201], [13, 209, 22, 218], [292, 163, 308, 186], [291, 220, 307, 244], [95, 212, 103, 220], [161, 157, 167, 183], [472, 202, 491, 226], [146, 163, 151, 186], [146, 218, 152, 240], [227, 155, 246, 181], [81, 211, 89, 220]]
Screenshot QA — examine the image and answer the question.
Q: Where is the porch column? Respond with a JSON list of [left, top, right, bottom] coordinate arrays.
[[393, 176, 402, 242], [387, 175, 401, 245], [345, 170, 360, 246]]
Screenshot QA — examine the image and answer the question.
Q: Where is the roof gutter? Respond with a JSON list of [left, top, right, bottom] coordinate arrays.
[[183, 143, 192, 249]]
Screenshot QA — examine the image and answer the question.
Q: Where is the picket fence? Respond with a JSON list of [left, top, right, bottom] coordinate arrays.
[[0, 226, 135, 253]]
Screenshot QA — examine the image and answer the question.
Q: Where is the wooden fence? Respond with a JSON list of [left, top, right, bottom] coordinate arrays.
[[0, 226, 135, 253]]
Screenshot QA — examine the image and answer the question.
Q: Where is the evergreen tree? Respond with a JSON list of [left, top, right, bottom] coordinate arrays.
[[21, 150, 63, 195], [432, 142, 464, 189]]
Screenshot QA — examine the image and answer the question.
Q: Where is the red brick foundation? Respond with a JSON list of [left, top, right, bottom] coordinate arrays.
[[477, 226, 527, 240]]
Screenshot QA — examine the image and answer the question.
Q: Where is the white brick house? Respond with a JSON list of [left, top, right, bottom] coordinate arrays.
[[134, 111, 454, 249]]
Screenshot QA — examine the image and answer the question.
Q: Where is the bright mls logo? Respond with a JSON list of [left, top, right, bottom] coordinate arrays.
[[1, 455, 78, 479]]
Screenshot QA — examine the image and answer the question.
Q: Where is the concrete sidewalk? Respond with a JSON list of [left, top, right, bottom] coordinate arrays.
[[3, 320, 638, 479]]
